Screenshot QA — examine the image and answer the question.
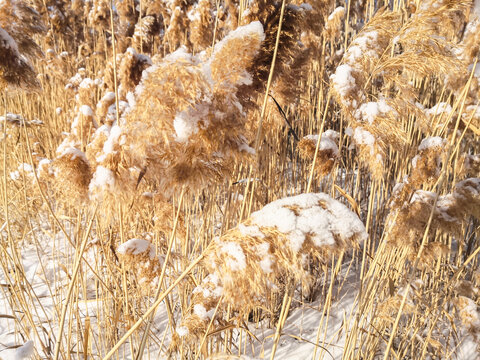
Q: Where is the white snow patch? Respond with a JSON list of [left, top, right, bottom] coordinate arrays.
[[117, 238, 156, 259], [89, 166, 115, 192], [173, 104, 209, 142], [220, 242, 247, 271], [176, 326, 189, 337], [250, 193, 367, 253], [303, 130, 339, 156], [59, 147, 88, 162], [426, 102, 452, 117], [355, 99, 392, 124], [79, 105, 94, 117], [238, 224, 265, 238], [193, 304, 209, 320], [352, 127, 375, 147], [14, 340, 34, 359], [328, 6, 345, 21], [418, 136, 446, 151], [0, 27, 19, 54], [331, 64, 356, 99]]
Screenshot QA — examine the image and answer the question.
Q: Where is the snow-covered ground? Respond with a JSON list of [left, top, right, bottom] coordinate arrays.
[[0, 219, 478, 359]]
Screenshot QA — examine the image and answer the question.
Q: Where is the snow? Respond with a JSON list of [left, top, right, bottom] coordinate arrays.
[[331, 64, 356, 99], [351, 127, 375, 147], [100, 91, 116, 104], [425, 102, 452, 117], [117, 238, 156, 259], [455, 178, 480, 197], [193, 304, 209, 320], [0, 26, 19, 55], [18, 163, 34, 173], [328, 6, 345, 21], [13, 340, 34, 360], [89, 165, 115, 193], [192, 274, 224, 299], [9, 170, 20, 180], [249, 193, 367, 253], [0, 209, 476, 359], [411, 190, 436, 204], [299, 3, 313, 11], [239, 142, 256, 155], [79, 105, 94, 117], [436, 194, 459, 222], [79, 78, 95, 89], [176, 326, 189, 337], [37, 158, 53, 176], [474, 0, 480, 18], [60, 147, 88, 162], [212, 21, 265, 58], [162, 46, 195, 65], [239, 224, 265, 238], [303, 130, 339, 156], [220, 242, 247, 271], [173, 104, 209, 142], [418, 136, 446, 151], [102, 124, 123, 154], [0, 113, 25, 125], [346, 31, 379, 62], [355, 99, 392, 124]]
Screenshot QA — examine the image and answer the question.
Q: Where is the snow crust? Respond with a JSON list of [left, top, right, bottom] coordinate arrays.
[[0, 26, 19, 55], [355, 99, 392, 124], [303, 130, 339, 156], [117, 238, 156, 259], [220, 242, 247, 271], [346, 31, 379, 62], [425, 102, 452, 117], [328, 6, 345, 21], [212, 21, 265, 59], [351, 127, 375, 146], [249, 193, 367, 253], [60, 147, 88, 162], [418, 136, 446, 151], [331, 64, 356, 99], [79, 105, 94, 117], [89, 166, 115, 193], [173, 104, 209, 142]]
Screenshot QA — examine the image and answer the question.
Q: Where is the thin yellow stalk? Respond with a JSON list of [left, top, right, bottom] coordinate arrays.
[[306, 93, 331, 193], [53, 207, 97, 360], [254, 0, 287, 152], [102, 252, 205, 360], [270, 290, 292, 360]]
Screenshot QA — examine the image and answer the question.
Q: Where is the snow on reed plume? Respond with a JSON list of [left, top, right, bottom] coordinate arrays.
[[90, 21, 265, 199], [175, 193, 366, 344], [15, 3, 324, 205], [298, 130, 339, 179], [36, 70, 100, 203], [239, 2, 315, 112], [387, 137, 480, 262], [26, 15, 317, 204], [0, 0, 45, 90], [330, 1, 469, 179], [117, 238, 164, 286]]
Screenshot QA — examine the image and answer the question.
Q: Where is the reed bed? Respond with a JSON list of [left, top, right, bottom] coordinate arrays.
[[1, 0, 480, 359]]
